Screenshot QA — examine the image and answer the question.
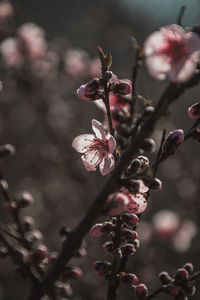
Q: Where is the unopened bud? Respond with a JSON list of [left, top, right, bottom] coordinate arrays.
[[112, 81, 132, 95], [17, 191, 34, 208], [144, 178, 162, 191], [141, 138, 156, 153], [188, 102, 200, 119], [159, 271, 172, 284], [162, 129, 184, 154], [93, 260, 111, 276], [120, 243, 136, 256], [122, 228, 138, 240], [174, 268, 188, 283], [122, 213, 139, 226], [0, 144, 15, 157], [103, 241, 114, 253], [183, 263, 193, 274], [63, 266, 83, 279], [119, 272, 139, 287], [136, 283, 148, 299], [143, 106, 155, 118], [137, 156, 149, 168]]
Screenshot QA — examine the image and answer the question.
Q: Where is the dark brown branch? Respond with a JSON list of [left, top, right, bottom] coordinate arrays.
[[177, 5, 186, 26], [146, 287, 164, 300], [27, 73, 200, 300]]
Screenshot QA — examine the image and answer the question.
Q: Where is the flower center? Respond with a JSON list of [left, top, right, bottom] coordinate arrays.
[[89, 138, 108, 154], [162, 39, 187, 63]]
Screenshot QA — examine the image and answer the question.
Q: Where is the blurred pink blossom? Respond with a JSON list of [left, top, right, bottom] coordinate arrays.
[[0, 1, 13, 20], [153, 210, 180, 238], [65, 48, 89, 77], [1, 38, 22, 67], [72, 119, 116, 176], [18, 23, 47, 60], [144, 24, 200, 83]]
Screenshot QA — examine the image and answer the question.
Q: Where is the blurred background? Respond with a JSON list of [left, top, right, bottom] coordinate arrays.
[[0, 0, 199, 299]]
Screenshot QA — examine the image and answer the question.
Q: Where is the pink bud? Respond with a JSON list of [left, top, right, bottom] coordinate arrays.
[[188, 102, 200, 119], [122, 213, 139, 226], [105, 193, 129, 216], [119, 272, 139, 287], [89, 223, 105, 237], [112, 80, 132, 95], [136, 283, 148, 299], [167, 129, 184, 144]]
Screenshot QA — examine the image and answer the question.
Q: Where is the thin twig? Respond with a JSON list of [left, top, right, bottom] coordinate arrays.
[[177, 5, 186, 26]]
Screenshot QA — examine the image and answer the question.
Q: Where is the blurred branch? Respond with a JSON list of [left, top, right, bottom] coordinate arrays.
[[27, 72, 200, 300], [177, 5, 186, 26]]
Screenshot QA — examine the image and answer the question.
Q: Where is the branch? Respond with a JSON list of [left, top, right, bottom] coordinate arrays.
[[27, 73, 200, 300]]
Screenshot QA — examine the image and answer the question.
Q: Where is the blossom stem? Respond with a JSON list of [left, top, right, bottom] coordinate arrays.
[[103, 82, 115, 137], [27, 70, 200, 300]]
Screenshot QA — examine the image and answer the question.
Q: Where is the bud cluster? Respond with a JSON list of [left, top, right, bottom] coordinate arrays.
[[159, 263, 196, 299]]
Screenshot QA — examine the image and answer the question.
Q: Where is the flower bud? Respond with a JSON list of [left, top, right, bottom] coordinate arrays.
[[55, 282, 72, 297], [93, 260, 111, 276], [133, 239, 140, 248], [89, 223, 105, 237], [159, 271, 172, 284], [137, 156, 149, 168], [119, 272, 139, 287], [103, 241, 114, 253], [162, 129, 184, 154], [164, 284, 180, 296], [0, 246, 8, 258], [17, 191, 34, 208], [22, 216, 35, 231], [122, 213, 139, 226], [101, 221, 114, 234], [126, 179, 140, 194], [113, 248, 122, 260], [183, 263, 193, 274], [84, 78, 100, 94], [140, 138, 156, 153], [63, 266, 83, 279], [122, 228, 138, 240], [25, 229, 43, 243], [120, 243, 136, 256], [34, 244, 48, 260], [0, 179, 8, 191], [112, 81, 132, 95], [105, 193, 129, 216], [128, 159, 142, 174], [143, 178, 162, 191], [0, 144, 15, 157], [48, 251, 58, 263], [188, 102, 200, 119], [135, 283, 148, 299], [174, 268, 188, 283], [15, 247, 29, 263], [143, 106, 155, 118]]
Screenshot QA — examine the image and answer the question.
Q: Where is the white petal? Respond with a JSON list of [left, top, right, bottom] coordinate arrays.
[[185, 32, 200, 55], [72, 134, 94, 153], [99, 153, 115, 176], [83, 149, 102, 168], [92, 119, 106, 140], [127, 193, 147, 214], [145, 55, 170, 80], [144, 31, 165, 57], [169, 56, 197, 83], [81, 155, 97, 171], [106, 134, 116, 154]]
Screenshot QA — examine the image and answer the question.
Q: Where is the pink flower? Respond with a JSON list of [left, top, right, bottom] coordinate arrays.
[[18, 23, 46, 60], [72, 119, 116, 176], [1, 38, 22, 67], [121, 188, 147, 214], [188, 102, 200, 119], [167, 129, 185, 144], [0, 2, 13, 20], [105, 193, 129, 216], [144, 24, 200, 83]]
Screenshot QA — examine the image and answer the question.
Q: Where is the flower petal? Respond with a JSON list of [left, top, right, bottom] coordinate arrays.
[[106, 134, 116, 154], [169, 56, 197, 83], [81, 155, 97, 171], [185, 32, 200, 55], [83, 149, 102, 168], [72, 134, 95, 153], [145, 54, 170, 80], [99, 153, 115, 176], [127, 193, 147, 214], [92, 119, 106, 140]]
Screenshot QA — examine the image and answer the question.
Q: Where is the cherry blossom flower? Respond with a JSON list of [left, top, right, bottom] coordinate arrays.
[[72, 119, 116, 176], [144, 24, 200, 83], [1, 38, 22, 67], [0, 1, 13, 20]]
